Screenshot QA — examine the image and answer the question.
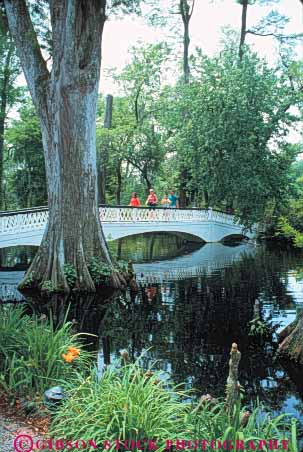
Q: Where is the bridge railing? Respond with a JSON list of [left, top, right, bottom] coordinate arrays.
[[0, 210, 48, 234], [99, 206, 237, 225], [0, 205, 237, 234]]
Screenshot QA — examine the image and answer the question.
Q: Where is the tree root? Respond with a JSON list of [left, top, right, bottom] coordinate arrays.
[[278, 311, 303, 366], [277, 311, 303, 341], [17, 217, 138, 295]]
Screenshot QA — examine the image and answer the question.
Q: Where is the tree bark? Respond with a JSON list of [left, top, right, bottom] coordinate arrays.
[[183, 18, 190, 84], [204, 190, 209, 208], [278, 310, 303, 366], [180, 0, 194, 84], [178, 1, 195, 205], [142, 165, 152, 191], [239, 0, 248, 61], [4, 0, 123, 292], [179, 168, 188, 207], [0, 39, 14, 211], [98, 94, 113, 204], [116, 159, 122, 205]]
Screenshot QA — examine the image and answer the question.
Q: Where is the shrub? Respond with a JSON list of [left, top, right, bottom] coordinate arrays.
[[186, 399, 298, 452], [51, 363, 298, 452], [88, 257, 112, 285], [63, 263, 77, 288], [40, 280, 56, 294], [0, 305, 91, 399], [276, 216, 303, 248], [51, 363, 190, 451]]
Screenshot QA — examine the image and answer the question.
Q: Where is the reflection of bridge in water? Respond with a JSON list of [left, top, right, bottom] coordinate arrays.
[[134, 242, 256, 282], [0, 243, 256, 301], [0, 206, 256, 248]]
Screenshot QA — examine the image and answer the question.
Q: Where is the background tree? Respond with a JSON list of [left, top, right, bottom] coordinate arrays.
[[4, 99, 47, 209], [160, 47, 300, 224], [109, 43, 169, 195], [98, 94, 113, 205], [97, 95, 136, 204], [236, 0, 303, 61], [0, 7, 22, 210], [145, 1, 196, 205]]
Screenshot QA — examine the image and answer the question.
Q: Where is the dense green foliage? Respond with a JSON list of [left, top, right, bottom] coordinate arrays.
[[271, 160, 303, 246], [0, 305, 91, 398], [95, 40, 302, 224], [1, 0, 302, 230], [4, 100, 47, 208], [0, 15, 23, 210], [159, 49, 300, 223], [51, 362, 298, 451]]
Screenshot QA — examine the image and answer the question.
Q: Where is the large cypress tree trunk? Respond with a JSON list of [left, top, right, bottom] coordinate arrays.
[[278, 311, 303, 366], [4, 0, 124, 292], [0, 96, 5, 211], [26, 82, 114, 292]]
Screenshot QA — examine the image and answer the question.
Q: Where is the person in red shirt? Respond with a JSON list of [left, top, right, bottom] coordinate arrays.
[[145, 189, 158, 208], [129, 192, 141, 207]]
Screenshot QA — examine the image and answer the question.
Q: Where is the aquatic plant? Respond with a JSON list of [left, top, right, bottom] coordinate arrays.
[[248, 317, 272, 337]]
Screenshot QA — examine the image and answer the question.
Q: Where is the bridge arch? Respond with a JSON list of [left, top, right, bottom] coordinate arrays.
[[103, 224, 250, 243]]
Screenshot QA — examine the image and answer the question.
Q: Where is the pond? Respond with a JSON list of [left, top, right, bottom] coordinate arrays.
[[0, 234, 303, 436]]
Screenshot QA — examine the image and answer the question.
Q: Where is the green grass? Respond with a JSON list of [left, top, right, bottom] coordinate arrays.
[[0, 305, 91, 399]]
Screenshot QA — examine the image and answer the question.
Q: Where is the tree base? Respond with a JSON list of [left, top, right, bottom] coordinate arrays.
[[18, 263, 136, 296], [278, 311, 303, 366], [17, 214, 134, 295]]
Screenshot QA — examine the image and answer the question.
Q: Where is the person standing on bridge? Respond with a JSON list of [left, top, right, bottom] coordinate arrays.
[[168, 190, 179, 208], [160, 194, 171, 208], [129, 192, 141, 207], [160, 194, 171, 220], [145, 189, 158, 208]]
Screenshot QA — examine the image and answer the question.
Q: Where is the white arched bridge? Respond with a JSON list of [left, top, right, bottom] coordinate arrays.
[[0, 205, 256, 248]]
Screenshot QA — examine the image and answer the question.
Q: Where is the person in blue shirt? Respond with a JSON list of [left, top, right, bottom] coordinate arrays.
[[168, 190, 179, 208]]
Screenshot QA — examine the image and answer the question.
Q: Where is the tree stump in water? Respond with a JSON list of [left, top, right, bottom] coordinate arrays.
[[278, 310, 303, 366], [253, 299, 260, 319], [225, 342, 241, 413]]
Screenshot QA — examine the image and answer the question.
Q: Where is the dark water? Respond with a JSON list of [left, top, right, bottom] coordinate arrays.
[[1, 235, 303, 433]]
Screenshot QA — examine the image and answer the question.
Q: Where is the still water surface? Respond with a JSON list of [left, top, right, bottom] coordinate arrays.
[[0, 234, 303, 433]]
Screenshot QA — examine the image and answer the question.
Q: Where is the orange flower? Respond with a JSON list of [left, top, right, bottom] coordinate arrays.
[[62, 346, 81, 363], [68, 346, 80, 356], [62, 352, 76, 363]]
